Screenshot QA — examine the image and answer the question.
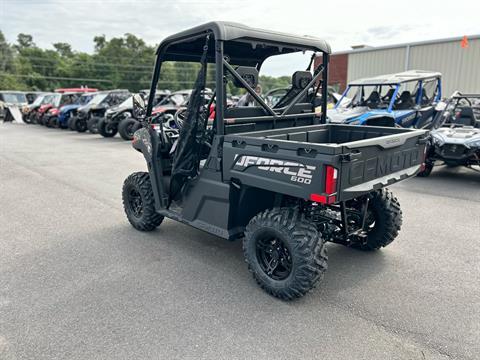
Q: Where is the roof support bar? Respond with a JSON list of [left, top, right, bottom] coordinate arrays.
[[222, 59, 278, 118], [280, 63, 324, 117]]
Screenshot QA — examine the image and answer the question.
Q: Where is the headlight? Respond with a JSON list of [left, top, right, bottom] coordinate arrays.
[[431, 135, 445, 146], [348, 120, 361, 125], [465, 139, 480, 148]]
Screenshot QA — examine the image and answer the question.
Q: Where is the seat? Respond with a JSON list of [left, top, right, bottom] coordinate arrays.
[[273, 71, 313, 109], [394, 91, 414, 110], [364, 90, 380, 109], [454, 107, 476, 126]]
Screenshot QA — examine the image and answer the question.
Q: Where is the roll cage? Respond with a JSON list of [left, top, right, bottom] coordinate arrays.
[[145, 21, 331, 134], [335, 71, 442, 112]]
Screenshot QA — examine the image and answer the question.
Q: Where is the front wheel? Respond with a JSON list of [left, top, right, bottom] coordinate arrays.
[[122, 172, 164, 231], [98, 118, 118, 137], [48, 116, 58, 128], [118, 118, 139, 140], [243, 207, 328, 300], [350, 189, 402, 251], [74, 118, 88, 132], [417, 161, 434, 177]]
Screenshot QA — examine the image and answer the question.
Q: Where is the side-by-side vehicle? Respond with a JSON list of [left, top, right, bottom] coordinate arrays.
[[328, 70, 442, 128], [121, 22, 428, 300], [418, 91, 480, 176]]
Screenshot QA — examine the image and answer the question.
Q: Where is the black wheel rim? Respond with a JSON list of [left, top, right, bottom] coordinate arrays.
[[255, 232, 292, 280], [128, 187, 143, 218]]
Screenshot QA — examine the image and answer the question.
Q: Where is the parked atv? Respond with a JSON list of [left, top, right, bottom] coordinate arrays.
[[0, 91, 28, 122], [71, 90, 130, 133], [418, 92, 480, 176], [35, 95, 57, 125], [118, 91, 197, 141], [57, 93, 97, 129], [99, 91, 169, 138], [121, 22, 428, 301], [328, 70, 442, 128], [22, 93, 52, 124], [43, 92, 83, 128]]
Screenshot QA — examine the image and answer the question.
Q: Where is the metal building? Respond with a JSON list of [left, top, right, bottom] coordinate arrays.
[[320, 35, 480, 97]]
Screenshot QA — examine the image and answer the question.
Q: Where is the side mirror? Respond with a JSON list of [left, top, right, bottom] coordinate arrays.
[[132, 93, 146, 120]]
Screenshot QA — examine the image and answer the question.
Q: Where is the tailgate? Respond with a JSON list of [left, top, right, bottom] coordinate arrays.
[[338, 129, 428, 200]]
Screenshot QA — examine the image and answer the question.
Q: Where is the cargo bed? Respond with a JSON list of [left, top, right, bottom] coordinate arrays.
[[223, 124, 428, 202]]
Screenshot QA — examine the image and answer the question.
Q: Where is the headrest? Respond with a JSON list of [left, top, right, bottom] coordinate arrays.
[[399, 91, 411, 100], [292, 71, 313, 89], [367, 91, 380, 102], [233, 66, 258, 88]]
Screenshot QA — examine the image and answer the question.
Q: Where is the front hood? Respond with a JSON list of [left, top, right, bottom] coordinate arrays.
[[327, 107, 370, 123], [60, 104, 80, 114], [432, 127, 480, 145], [106, 104, 132, 115]]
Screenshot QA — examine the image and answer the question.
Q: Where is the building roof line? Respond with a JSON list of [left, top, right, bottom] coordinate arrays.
[[333, 34, 480, 55]]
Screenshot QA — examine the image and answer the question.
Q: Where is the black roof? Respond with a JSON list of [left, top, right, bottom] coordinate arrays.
[[157, 21, 331, 66]]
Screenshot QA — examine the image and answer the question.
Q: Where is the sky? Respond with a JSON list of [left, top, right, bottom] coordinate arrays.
[[1, 0, 479, 76]]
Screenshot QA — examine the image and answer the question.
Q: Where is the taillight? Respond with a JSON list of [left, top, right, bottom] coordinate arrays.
[[325, 165, 338, 195], [309, 165, 338, 205]]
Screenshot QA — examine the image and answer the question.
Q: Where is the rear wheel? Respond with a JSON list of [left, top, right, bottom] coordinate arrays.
[[87, 116, 100, 134], [122, 172, 163, 231], [98, 118, 118, 137], [118, 118, 139, 140], [350, 189, 402, 251], [243, 207, 328, 300]]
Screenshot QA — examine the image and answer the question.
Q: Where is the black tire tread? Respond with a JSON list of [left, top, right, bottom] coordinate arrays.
[[355, 189, 402, 251], [98, 118, 118, 137], [122, 172, 163, 231], [118, 118, 138, 140], [243, 207, 327, 300]]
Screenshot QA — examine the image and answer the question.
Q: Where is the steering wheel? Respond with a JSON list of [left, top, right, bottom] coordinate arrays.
[[173, 107, 188, 130]]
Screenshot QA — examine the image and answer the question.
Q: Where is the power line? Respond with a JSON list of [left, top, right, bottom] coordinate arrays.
[[0, 72, 215, 85], [0, 73, 113, 83]]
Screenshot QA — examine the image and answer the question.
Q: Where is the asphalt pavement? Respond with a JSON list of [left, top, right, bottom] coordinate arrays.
[[0, 123, 479, 360]]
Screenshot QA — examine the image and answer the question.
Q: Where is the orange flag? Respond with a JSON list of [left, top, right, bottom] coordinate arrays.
[[461, 35, 469, 49]]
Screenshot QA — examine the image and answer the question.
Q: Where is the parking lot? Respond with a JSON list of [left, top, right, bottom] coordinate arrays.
[[0, 122, 479, 360]]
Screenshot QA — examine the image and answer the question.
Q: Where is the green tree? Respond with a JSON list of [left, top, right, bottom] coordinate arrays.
[[16, 33, 34, 49], [53, 42, 73, 58]]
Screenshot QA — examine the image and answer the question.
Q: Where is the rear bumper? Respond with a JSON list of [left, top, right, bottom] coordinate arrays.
[[340, 165, 420, 199]]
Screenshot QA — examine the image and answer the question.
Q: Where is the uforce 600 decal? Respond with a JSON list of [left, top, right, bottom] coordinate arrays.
[[234, 154, 316, 184]]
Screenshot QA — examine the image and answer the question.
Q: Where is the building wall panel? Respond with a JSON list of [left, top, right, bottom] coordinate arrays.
[[409, 39, 480, 95], [347, 47, 406, 83]]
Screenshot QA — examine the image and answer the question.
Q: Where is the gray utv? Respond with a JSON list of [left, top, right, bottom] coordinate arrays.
[[122, 22, 428, 300]]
